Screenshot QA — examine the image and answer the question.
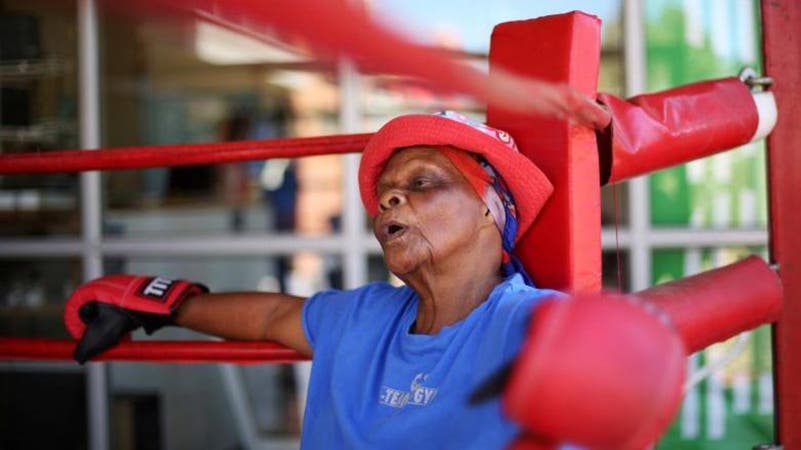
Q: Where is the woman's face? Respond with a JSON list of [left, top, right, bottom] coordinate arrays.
[[373, 146, 496, 277]]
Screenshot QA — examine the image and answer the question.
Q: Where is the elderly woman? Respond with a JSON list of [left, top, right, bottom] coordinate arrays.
[[65, 111, 563, 449]]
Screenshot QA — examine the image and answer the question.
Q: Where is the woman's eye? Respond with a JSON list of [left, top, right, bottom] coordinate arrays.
[[411, 177, 429, 188]]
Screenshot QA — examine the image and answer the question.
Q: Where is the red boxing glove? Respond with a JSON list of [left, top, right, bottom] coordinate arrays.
[[64, 275, 208, 364], [503, 294, 686, 450]]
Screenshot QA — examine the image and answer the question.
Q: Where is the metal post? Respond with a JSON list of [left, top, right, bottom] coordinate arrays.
[[78, 0, 108, 449], [339, 60, 367, 289], [761, 0, 801, 446], [623, 0, 651, 291]]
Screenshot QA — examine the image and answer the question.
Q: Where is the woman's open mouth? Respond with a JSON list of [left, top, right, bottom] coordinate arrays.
[[383, 221, 408, 243]]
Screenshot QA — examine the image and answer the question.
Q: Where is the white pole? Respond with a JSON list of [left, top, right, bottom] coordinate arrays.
[[339, 60, 367, 289], [78, 0, 108, 449], [623, 0, 651, 291]]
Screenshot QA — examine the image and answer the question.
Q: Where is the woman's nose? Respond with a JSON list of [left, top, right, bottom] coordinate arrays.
[[378, 190, 406, 211]]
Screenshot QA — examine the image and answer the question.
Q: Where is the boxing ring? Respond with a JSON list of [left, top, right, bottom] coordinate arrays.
[[1, 0, 799, 449]]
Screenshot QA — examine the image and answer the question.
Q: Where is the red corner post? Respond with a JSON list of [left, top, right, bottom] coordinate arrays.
[[487, 12, 602, 293], [762, 0, 801, 446]]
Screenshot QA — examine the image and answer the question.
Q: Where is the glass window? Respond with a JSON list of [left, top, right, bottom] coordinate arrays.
[[105, 254, 340, 296], [650, 144, 768, 229], [99, 13, 344, 239], [108, 360, 303, 447], [0, 257, 81, 338], [1, 0, 80, 237], [645, 1, 766, 229]]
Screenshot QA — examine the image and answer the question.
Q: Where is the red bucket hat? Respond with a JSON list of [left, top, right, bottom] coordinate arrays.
[[359, 111, 553, 243]]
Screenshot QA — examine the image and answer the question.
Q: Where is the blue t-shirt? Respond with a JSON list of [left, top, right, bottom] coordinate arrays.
[[300, 274, 562, 450]]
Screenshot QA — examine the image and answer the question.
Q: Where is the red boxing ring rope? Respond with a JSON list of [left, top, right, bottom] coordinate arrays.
[[0, 133, 372, 175], [0, 338, 307, 364]]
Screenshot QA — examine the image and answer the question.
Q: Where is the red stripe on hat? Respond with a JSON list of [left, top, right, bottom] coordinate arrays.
[[437, 145, 507, 234], [436, 146, 491, 200]]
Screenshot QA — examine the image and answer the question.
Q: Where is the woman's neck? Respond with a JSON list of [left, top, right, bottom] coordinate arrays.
[[403, 264, 503, 335]]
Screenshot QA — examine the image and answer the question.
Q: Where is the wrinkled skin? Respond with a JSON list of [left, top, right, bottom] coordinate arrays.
[[372, 146, 503, 334]]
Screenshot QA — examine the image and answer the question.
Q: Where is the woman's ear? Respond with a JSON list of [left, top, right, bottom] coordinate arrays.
[[483, 207, 496, 226]]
